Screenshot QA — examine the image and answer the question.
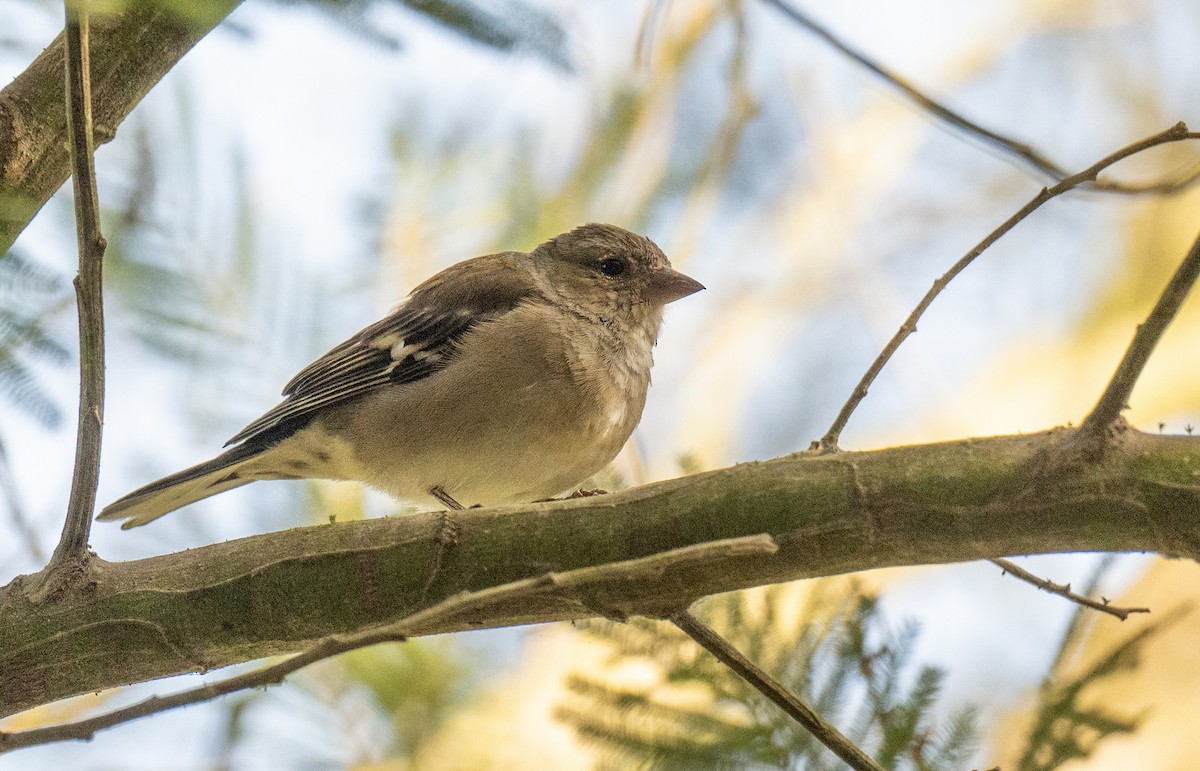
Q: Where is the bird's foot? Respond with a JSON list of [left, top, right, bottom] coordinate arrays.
[[568, 488, 608, 498], [429, 485, 465, 510]]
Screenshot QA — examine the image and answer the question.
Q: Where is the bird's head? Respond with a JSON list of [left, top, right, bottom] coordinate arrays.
[[529, 223, 704, 329]]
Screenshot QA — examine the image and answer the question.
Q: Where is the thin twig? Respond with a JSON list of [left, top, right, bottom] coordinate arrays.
[[1078, 230, 1200, 435], [670, 610, 884, 771], [0, 535, 779, 751], [812, 122, 1198, 452], [990, 558, 1149, 622], [51, 0, 107, 568], [760, 0, 1200, 195], [1045, 555, 1118, 675]]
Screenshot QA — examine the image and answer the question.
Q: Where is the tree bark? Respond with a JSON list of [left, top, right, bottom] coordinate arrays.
[[0, 1, 242, 256], [3, 427, 1198, 717]]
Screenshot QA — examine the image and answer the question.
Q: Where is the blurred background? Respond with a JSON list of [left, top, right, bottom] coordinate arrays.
[[2, 0, 1200, 768]]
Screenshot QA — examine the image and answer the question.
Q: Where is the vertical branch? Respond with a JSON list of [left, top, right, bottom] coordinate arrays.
[[51, 0, 107, 568]]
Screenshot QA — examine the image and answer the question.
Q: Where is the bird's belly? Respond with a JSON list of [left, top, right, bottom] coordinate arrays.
[[418, 437, 609, 504], [328, 377, 639, 508], [367, 418, 624, 506]]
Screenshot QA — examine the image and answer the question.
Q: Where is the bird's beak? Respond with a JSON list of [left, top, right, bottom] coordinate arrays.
[[646, 267, 705, 304]]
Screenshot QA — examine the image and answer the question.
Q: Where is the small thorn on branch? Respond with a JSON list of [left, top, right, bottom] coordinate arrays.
[[989, 558, 1150, 621]]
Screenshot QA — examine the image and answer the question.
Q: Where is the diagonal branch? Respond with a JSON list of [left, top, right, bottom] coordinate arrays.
[[0, 1, 243, 257], [1077, 230, 1200, 438], [759, 0, 1200, 195], [0, 535, 778, 752], [989, 558, 1150, 622], [813, 122, 1198, 452], [671, 610, 884, 771], [50, 0, 107, 570]]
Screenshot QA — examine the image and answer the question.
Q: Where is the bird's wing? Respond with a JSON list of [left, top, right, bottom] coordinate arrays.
[[226, 254, 537, 446]]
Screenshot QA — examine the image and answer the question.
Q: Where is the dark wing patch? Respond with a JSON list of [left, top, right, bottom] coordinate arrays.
[[225, 253, 537, 447]]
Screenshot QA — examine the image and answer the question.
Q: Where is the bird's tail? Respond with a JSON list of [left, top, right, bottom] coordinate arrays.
[[96, 443, 266, 529]]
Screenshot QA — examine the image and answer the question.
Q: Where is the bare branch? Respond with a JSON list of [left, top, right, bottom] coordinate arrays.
[[0, 535, 778, 752], [759, 0, 1200, 195], [989, 558, 1150, 622], [1078, 230, 1200, 437], [813, 122, 1198, 452], [671, 610, 884, 771], [49, 0, 107, 569], [0, 637, 362, 752]]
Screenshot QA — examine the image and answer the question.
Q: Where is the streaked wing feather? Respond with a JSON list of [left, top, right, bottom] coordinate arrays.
[[225, 253, 535, 447]]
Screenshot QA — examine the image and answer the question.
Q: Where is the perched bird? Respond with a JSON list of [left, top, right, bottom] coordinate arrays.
[[98, 223, 704, 528]]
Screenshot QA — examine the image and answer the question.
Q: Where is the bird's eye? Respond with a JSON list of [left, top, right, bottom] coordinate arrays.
[[599, 257, 626, 276]]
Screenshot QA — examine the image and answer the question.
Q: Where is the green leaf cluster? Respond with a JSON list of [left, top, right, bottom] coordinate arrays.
[[0, 253, 68, 429], [1012, 558, 1191, 771], [558, 584, 979, 770]]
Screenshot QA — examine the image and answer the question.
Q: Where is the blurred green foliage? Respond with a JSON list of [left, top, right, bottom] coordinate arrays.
[[395, 0, 569, 67], [558, 584, 979, 770], [554, 562, 1186, 770], [0, 253, 68, 429], [257, 0, 573, 63], [1011, 559, 1191, 771], [342, 639, 475, 758], [210, 638, 477, 765]]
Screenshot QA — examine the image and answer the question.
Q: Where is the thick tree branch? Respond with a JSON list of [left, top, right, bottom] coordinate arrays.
[[760, 0, 1200, 195], [3, 428, 1199, 718], [0, 536, 778, 751], [813, 123, 1198, 452], [0, 1, 242, 257], [49, 0, 107, 572]]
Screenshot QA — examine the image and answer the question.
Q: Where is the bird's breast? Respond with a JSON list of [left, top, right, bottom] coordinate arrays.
[[565, 321, 656, 442]]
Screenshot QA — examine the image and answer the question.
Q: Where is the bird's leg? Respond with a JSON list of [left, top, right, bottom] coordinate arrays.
[[412, 487, 464, 609], [429, 485, 464, 510], [533, 488, 610, 503], [568, 488, 608, 498]]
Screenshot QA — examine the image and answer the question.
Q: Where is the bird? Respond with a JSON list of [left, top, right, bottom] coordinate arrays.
[[97, 223, 704, 528]]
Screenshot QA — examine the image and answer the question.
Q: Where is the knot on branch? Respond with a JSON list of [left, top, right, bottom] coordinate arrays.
[[23, 551, 98, 605], [1030, 420, 1132, 478]]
